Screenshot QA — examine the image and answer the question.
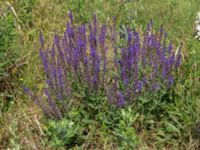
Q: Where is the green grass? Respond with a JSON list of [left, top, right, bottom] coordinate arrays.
[[0, 0, 200, 149]]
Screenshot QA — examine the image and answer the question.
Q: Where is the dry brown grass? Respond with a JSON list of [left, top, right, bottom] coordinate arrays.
[[0, 100, 49, 149]]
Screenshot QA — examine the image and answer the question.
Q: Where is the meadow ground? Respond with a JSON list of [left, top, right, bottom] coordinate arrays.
[[0, 0, 200, 149]]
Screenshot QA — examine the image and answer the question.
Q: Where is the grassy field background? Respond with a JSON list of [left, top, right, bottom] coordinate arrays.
[[0, 0, 200, 149]]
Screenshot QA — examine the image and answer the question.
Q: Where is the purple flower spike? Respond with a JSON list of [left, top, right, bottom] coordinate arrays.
[[68, 11, 73, 24], [167, 76, 174, 88], [117, 91, 125, 107], [39, 49, 49, 73], [39, 31, 44, 46], [159, 24, 164, 40], [124, 78, 129, 88], [168, 40, 173, 54], [44, 89, 62, 119], [136, 81, 143, 92], [99, 24, 106, 46]]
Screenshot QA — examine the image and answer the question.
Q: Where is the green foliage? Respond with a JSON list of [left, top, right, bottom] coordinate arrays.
[[112, 107, 140, 149], [45, 102, 140, 149], [46, 119, 84, 148], [0, 7, 19, 114], [13, 0, 38, 29], [0, 92, 15, 114], [0, 13, 18, 77], [65, 0, 137, 26], [0, 0, 38, 114], [45, 107, 88, 148]]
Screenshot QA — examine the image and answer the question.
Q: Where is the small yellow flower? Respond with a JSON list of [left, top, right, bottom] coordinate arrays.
[[86, 50, 90, 56], [19, 78, 24, 81]]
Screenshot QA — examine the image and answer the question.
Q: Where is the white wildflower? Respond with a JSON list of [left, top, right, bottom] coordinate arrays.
[[196, 25, 200, 31], [197, 12, 200, 18], [195, 11, 200, 40]]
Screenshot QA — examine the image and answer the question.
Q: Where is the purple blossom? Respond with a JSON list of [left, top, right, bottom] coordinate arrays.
[[93, 55, 100, 88], [169, 53, 175, 69], [124, 78, 129, 88], [168, 41, 173, 54], [99, 24, 106, 46], [67, 22, 74, 39], [39, 49, 49, 73], [136, 80, 143, 92], [159, 25, 164, 40], [142, 75, 148, 85], [117, 91, 125, 107], [162, 67, 167, 80], [58, 66, 64, 94], [51, 44, 55, 60], [167, 76, 174, 88], [39, 31, 44, 46], [162, 32, 168, 52]]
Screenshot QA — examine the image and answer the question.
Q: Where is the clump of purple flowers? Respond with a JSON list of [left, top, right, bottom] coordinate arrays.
[[25, 13, 182, 119], [25, 13, 108, 119], [40, 14, 107, 91], [108, 21, 182, 107]]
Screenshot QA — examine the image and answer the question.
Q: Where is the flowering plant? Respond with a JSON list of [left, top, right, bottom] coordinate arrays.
[[25, 13, 182, 119], [25, 13, 108, 118], [108, 21, 182, 107]]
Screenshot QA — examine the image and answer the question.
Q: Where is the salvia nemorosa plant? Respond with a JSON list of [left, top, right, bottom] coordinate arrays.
[[108, 20, 182, 107], [25, 13, 182, 119], [25, 13, 108, 119]]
